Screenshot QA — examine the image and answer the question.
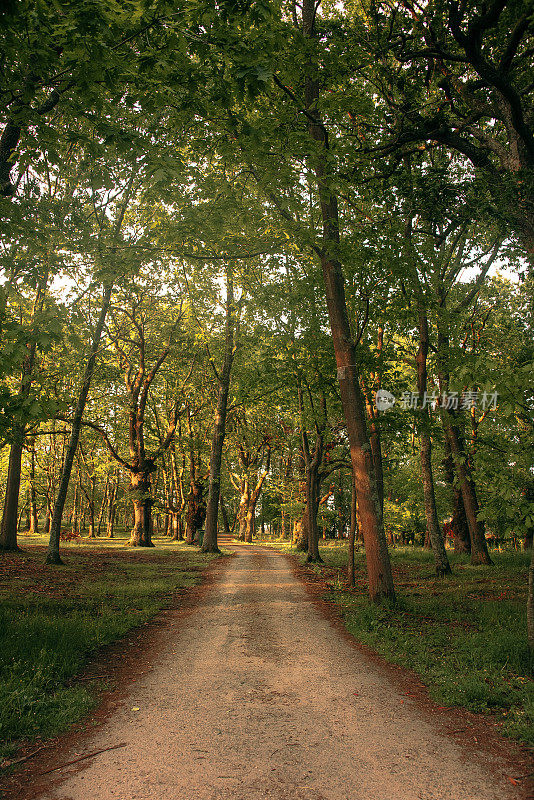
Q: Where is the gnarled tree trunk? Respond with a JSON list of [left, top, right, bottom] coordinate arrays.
[[128, 470, 154, 547]]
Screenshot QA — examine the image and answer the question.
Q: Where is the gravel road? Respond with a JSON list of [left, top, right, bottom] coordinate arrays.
[[30, 542, 521, 800]]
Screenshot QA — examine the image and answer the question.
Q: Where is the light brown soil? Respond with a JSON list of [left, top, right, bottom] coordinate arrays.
[[12, 542, 532, 800]]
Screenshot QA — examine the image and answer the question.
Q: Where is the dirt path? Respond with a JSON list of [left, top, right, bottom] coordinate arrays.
[[23, 543, 525, 800]]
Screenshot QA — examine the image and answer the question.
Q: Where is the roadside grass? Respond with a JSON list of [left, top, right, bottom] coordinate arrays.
[[257, 537, 534, 746], [0, 536, 218, 762]]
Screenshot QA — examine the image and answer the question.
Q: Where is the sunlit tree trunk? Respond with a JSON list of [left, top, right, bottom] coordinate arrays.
[[129, 469, 154, 547], [300, 0, 394, 601]]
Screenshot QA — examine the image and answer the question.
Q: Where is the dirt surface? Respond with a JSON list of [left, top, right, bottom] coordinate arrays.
[[9, 541, 531, 800]]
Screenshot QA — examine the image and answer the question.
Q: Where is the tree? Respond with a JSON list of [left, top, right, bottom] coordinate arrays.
[[101, 285, 193, 547], [202, 265, 240, 553], [368, 0, 534, 264], [46, 168, 137, 563]]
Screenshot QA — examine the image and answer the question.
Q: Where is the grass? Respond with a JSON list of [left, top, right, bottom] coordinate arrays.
[[0, 535, 219, 762], [258, 537, 534, 747]]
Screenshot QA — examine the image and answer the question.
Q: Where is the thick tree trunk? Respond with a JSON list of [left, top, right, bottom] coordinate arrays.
[[362, 380, 385, 518], [170, 512, 182, 541], [443, 441, 471, 554], [245, 502, 256, 543], [128, 472, 154, 547], [295, 513, 308, 551], [0, 434, 24, 551], [185, 476, 205, 544], [47, 284, 113, 564]]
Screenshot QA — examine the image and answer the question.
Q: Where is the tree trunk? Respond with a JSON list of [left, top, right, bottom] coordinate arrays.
[[202, 268, 236, 553], [443, 441, 471, 554], [219, 493, 231, 537], [416, 310, 451, 576], [306, 463, 322, 563], [185, 475, 205, 544], [528, 542, 534, 652], [0, 434, 24, 550], [245, 502, 256, 543], [295, 514, 308, 551], [348, 474, 357, 587], [437, 324, 490, 565], [442, 415, 492, 565], [1, 275, 47, 551], [301, 0, 394, 601], [170, 512, 182, 540], [237, 485, 249, 541], [128, 472, 154, 547], [96, 475, 109, 537], [28, 443, 39, 535], [47, 284, 114, 564]]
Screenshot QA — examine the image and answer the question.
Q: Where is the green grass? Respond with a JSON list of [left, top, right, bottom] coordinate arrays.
[[258, 538, 534, 746], [0, 537, 218, 761]]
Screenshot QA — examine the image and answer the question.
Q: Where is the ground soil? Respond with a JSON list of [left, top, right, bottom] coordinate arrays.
[[3, 539, 533, 800]]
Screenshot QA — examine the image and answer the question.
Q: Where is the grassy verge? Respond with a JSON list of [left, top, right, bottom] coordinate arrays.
[[257, 538, 534, 746], [0, 536, 219, 761]]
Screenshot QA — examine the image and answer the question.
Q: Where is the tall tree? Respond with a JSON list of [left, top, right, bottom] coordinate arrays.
[[202, 265, 240, 553]]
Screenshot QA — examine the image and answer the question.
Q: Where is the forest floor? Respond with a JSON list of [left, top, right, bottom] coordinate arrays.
[[2, 537, 532, 800]]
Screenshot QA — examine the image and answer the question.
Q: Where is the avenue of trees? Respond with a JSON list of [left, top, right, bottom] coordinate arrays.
[[0, 2, 533, 638]]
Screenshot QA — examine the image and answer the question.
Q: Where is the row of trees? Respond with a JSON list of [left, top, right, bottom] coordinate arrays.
[[0, 0, 532, 634]]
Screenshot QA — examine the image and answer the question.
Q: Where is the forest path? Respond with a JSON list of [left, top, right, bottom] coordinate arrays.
[[30, 542, 519, 800]]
